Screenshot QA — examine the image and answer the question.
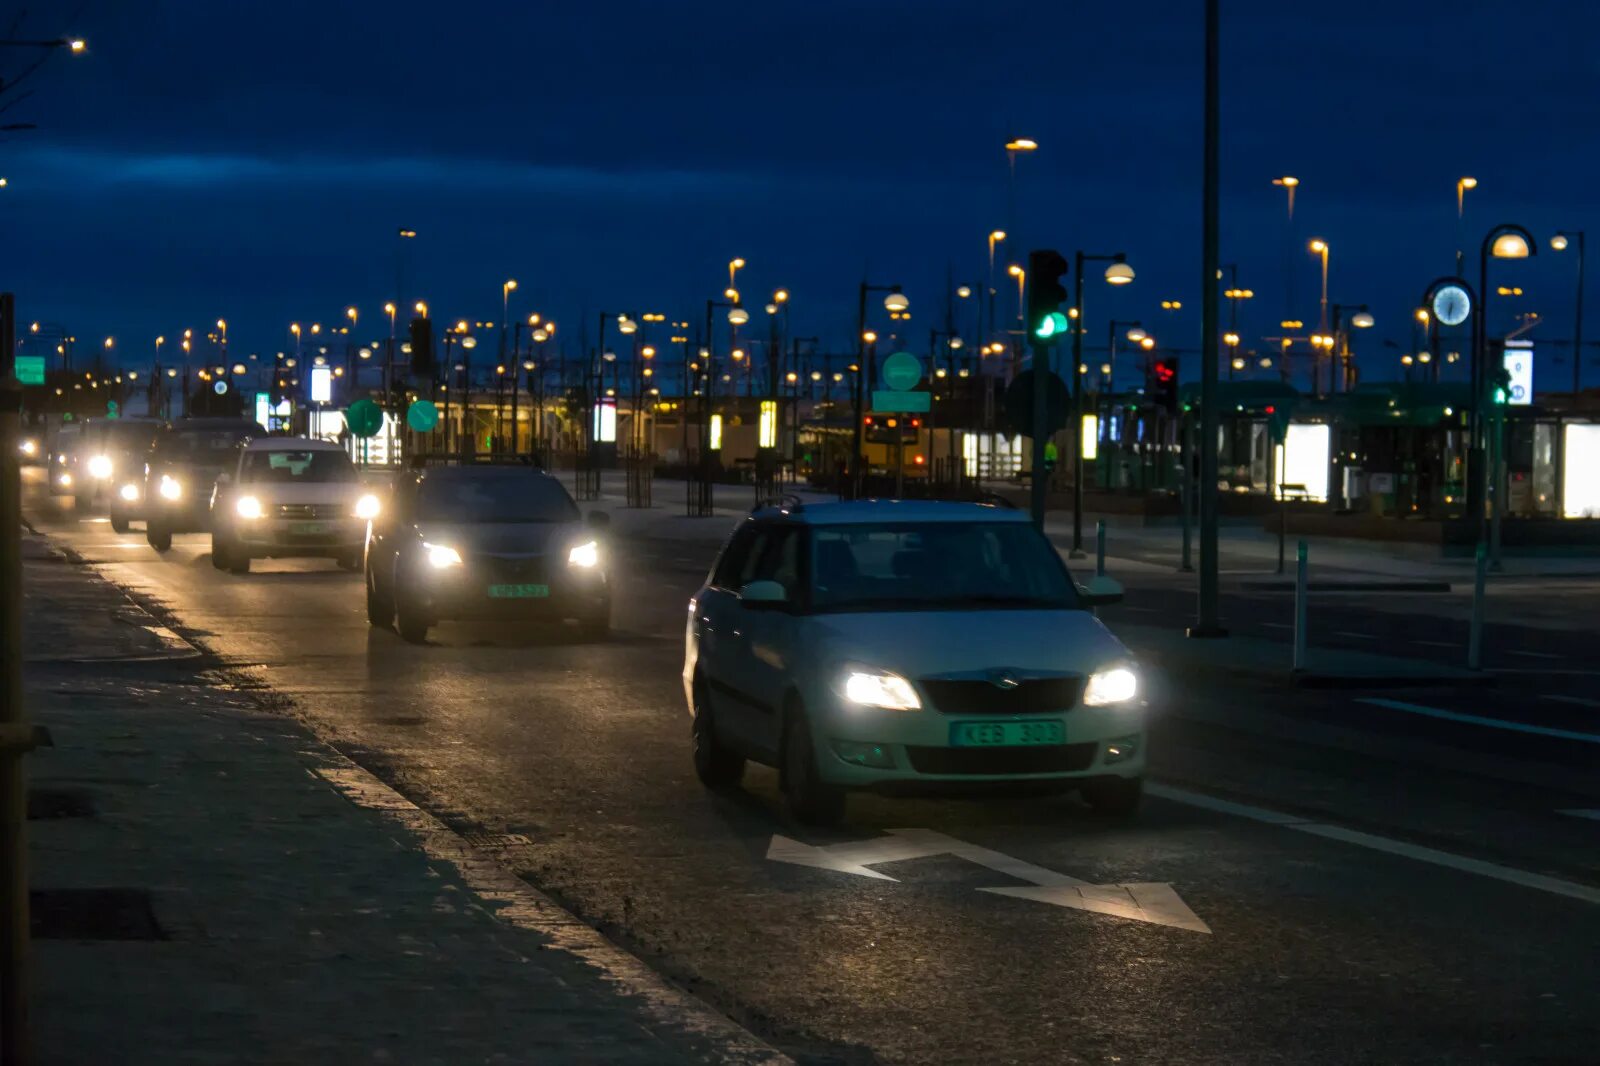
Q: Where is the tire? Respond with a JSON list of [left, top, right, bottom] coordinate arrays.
[[210, 533, 229, 570], [110, 511, 130, 534], [365, 565, 393, 629], [147, 522, 172, 552], [691, 678, 745, 789], [1082, 776, 1143, 817], [395, 586, 430, 644], [576, 599, 610, 642], [337, 548, 362, 572], [228, 549, 251, 575], [75, 491, 94, 512], [781, 700, 844, 825]]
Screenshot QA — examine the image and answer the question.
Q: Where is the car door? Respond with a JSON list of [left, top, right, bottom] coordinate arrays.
[[727, 524, 804, 758], [696, 524, 767, 750]]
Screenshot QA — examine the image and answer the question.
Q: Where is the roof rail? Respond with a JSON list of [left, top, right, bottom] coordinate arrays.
[[973, 492, 1018, 509], [752, 492, 806, 514]]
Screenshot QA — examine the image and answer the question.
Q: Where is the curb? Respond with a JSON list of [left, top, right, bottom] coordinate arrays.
[[44, 540, 791, 1065], [1239, 580, 1452, 593]]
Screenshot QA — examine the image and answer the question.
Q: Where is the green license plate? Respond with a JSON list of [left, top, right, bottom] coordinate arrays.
[[950, 720, 1064, 747], [290, 521, 329, 534], [487, 583, 549, 599]]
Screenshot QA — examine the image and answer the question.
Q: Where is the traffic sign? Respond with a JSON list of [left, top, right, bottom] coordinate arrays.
[[1002, 367, 1069, 434], [406, 399, 439, 432], [105, 400, 120, 419], [345, 397, 384, 438], [13, 354, 44, 385], [880, 351, 923, 391], [872, 389, 930, 413]]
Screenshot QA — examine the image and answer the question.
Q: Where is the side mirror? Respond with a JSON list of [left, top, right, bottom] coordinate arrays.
[[1078, 575, 1124, 607], [738, 580, 789, 608], [586, 510, 611, 530]]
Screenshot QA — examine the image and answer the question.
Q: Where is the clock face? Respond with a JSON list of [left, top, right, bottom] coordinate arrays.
[[1432, 286, 1471, 327]]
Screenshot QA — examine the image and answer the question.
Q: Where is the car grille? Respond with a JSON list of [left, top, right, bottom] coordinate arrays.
[[275, 503, 345, 520], [917, 677, 1083, 715], [904, 742, 1098, 776], [476, 555, 550, 583]]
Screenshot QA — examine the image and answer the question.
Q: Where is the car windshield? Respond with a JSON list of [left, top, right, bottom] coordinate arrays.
[[809, 521, 1079, 612], [104, 423, 162, 452], [158, 428, 254, 461], [240, 449, 356, 483], [417, 474, 579, 524]]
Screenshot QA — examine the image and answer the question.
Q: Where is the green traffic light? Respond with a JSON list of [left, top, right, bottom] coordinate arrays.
[[1493, 387, 1508, 405], [1034, 311, 1068, 340]]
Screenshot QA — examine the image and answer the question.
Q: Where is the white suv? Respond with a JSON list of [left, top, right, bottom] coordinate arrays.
[[684, 499, 1144, 824], [209, 437, 379, 574]]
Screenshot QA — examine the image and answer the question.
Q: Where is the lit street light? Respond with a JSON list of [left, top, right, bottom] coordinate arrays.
[[1309, 238, 1330, 330]]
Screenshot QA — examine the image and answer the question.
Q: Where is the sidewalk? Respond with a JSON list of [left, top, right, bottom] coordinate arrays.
[[19, 535, 783, 1065]]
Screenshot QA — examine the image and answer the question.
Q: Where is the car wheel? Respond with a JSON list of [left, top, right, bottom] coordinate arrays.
[[336, 548, 362, 572], [1082, 776, 1143, 817], [395, 588, 430, 644], [110, 510, 130, 534], [210, 533, 229, 570], [365, 565, 394, 629], [227, 547, 251, 575], [74, 491, 93, 511], [147, 522, 172, 553], [781, 699, 844, 826], [576, 599, 610, 642], [691, 677, 745, 789]]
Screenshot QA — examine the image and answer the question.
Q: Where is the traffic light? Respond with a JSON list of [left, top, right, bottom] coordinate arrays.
[[864, 415, 920, 444], [1489, 364, 1512, 406], [1026, 249, 1070, 344], [409, 316, 435, 375], [1148, 357, 1179, 412]]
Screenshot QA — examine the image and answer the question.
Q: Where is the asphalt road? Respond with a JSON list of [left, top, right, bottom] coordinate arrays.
[[24, 471, 1600, 1065]]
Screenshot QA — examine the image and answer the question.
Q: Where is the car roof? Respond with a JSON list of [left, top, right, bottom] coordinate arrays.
[[750, 499, 1030, 525], [169, 418, 259, 432], [242, 436, 344, 452], [417, 464, 558, 481]]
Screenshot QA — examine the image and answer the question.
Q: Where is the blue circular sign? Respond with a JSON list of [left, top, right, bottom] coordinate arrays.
[[212, 381, 229, 395]]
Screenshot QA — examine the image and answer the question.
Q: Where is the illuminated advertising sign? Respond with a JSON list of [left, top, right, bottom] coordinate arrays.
[[310, 366, 332, 404], [1503, 339, 1533, 406]]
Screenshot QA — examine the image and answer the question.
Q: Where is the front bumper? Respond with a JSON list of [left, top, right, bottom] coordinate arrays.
[[232, 517, 366, 558], [408, 564, 609, 622], [809, 695, 1147, 792], [145, 494, 213, 533]]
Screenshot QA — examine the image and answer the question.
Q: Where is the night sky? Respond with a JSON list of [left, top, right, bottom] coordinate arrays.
[[7, 1, 1600, 392]]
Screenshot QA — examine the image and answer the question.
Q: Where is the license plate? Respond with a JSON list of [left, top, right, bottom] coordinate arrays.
[[487, 583, 549, 599], [950, 720, 1064, 747], [289, 521, 329, 534]]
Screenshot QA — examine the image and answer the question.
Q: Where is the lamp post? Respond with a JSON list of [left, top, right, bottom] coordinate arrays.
[[1309, 238, 1330, 331], [500, 279, 517, 359], [1470, 223, 1537, 534], [1552, 231, 1586, 394], [1106, 320, 1143, 392], [987, 231, 1006, 350], [1192, 0, 1225, 639], [1455, 177, 1478, 275], [1068, 252, 1135, 555], [1273, 176, 1298, 323], [848, 284, 908, 496], [1003, 138, 1036, 250]]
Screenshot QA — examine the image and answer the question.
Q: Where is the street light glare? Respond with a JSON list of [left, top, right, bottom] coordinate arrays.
[[990, 230, 1006, 242], [1552, 234, 1570, 251], [1309, 238, 1327, 253], [1007, 264, 1023, 277], [1274, 176, 1299, 187], [1491, 232, 1531, 258], [1104, 262, 1135, 285], [67, 38, 86, 53], [1005, 138, 1038, 152], [1460, 176, 1478, 190], [883, 292, 910, 313], [1352, 312, 1375, 328]]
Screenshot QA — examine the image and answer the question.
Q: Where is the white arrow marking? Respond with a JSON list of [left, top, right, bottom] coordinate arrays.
[[766, 828, 1210, 934]]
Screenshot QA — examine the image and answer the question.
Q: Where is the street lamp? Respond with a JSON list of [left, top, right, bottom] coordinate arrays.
[[1066, 251, 1134, 553], [1308, 238, 1330, 329], [1551, 231, 1586, 394], [1272, 175, 1299, 218], [1470, 222, 1539, 532], [1008, 264, 1025, 325]]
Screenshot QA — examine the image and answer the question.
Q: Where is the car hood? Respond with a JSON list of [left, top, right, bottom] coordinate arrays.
[[414, 521, 583, 556], [153, 458, 227, 481], [235, 481, 368, 506], [807, 608, 1131, 679]]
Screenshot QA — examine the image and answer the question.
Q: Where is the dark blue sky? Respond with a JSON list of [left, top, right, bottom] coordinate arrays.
[[8, 1, 1600, 391]]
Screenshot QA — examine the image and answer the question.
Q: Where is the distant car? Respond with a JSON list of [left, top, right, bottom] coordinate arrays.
[[72, 417, 164, 513], [46, 424, 83, 496], [134, 417, 261, 548], [17, 424, 44, 466], [209, 437, 378, 574], [364, 462, 611, 644], [683, 499, 1142, 824]]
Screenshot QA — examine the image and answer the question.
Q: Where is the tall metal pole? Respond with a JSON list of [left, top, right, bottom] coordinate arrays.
[[853, 282, 868, 499], [1069, 255, 1086, 555], [0, 292, 33, 1065], [1574, 232, 1587, 395], [1191, 0, 1226, 638]]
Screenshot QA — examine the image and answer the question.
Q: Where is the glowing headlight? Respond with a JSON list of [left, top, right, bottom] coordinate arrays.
[[19, 439, 37, 456], [87, 454, 113, 479], [57, 473, 72, 487], [842, 667, 921, 711], [1083, 666, 1138, 706], [118, 482, 140, 502], [158, 475, 182, 501], [235, 495, 264, 519], [424, 543, 462, 569], [354, 494, 381, 520], [567, 539, 599, 568]]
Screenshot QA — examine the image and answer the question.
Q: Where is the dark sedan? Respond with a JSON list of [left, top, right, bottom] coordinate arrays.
[[140, 418, 261, 550], [364, 463, 611, 644]]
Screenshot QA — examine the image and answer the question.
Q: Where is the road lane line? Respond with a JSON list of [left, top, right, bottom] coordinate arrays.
[[1560, 810, 1600, 822], [1543, 695, 1600, 709], [1356, 697, 1600, 745], [1505, 650, 1564, 660], [1149, 784, 1600, 907]]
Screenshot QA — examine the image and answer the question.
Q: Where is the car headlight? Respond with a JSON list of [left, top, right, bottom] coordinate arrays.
[[424, 543, 462, 569], [841, 666, 921, 711], [87, 454, 113, 479], [1083, 666, 1138, 706], [118, 482, 141, 502], [57, 472, 72, 487], [19, 439, 37, 456], [158, 475, 182, 501], [567, 539, 599, 568], [353, 493, 381, 520], [235, 495, 264, 519]]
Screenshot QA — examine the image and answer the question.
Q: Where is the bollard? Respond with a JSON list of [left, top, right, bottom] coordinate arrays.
[[1468, 541, 1487, 670], [1292, 540, 1308, 672], [1096, 520, 1107, 578]]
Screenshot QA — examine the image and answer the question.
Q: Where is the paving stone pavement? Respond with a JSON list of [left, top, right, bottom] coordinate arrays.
[[19, 536, 783, 1065]]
